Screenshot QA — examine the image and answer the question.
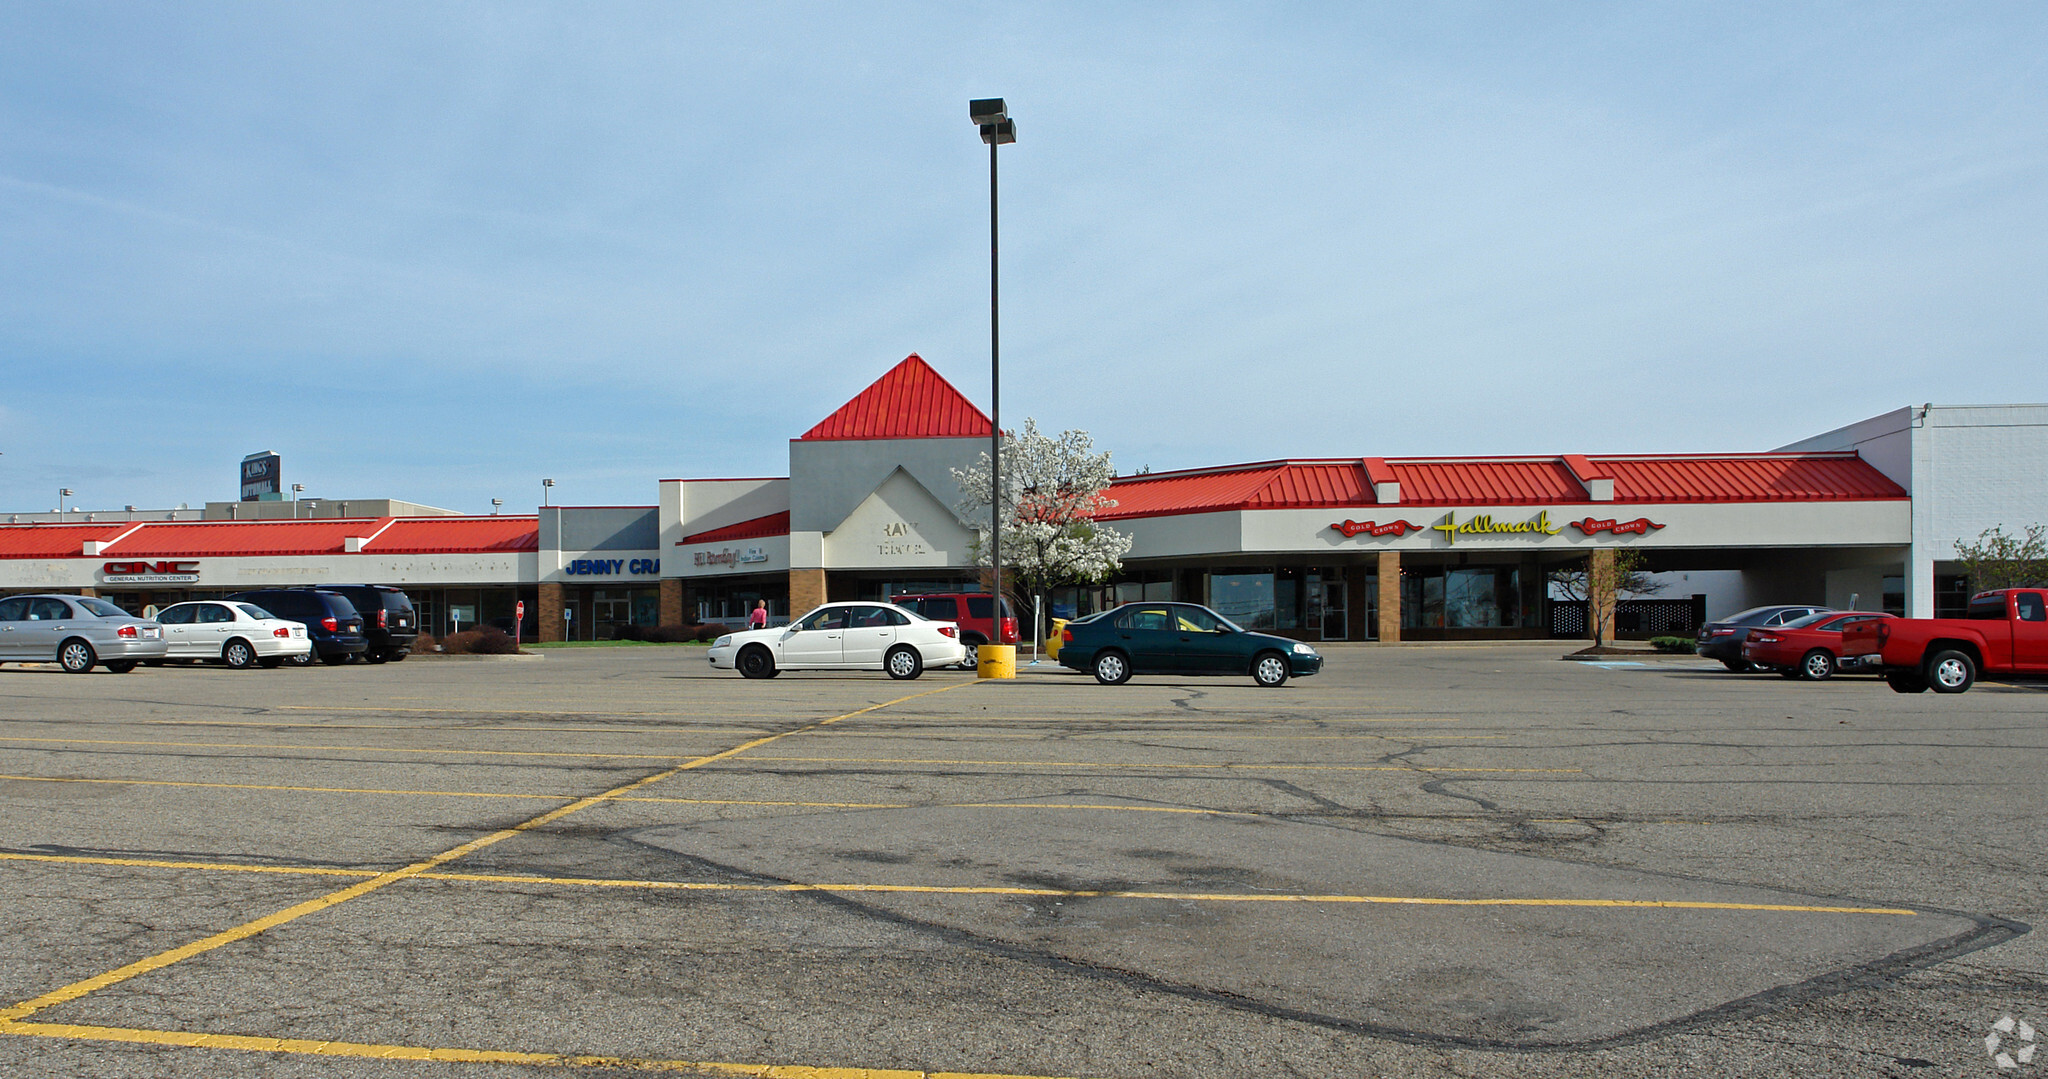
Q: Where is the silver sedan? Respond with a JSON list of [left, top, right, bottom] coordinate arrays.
[[0, 594, 168, 673]]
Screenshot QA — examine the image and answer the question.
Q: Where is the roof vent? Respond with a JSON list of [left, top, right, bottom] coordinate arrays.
[[1561, 454, 1615, 502], [1361, 458, 1400, 504], [344, 536, 368, 553]]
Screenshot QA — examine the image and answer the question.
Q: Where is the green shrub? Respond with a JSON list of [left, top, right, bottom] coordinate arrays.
[[444, 627, 519, 655], [692, 623, 732, 642], [1649, 636, 1694, 653]]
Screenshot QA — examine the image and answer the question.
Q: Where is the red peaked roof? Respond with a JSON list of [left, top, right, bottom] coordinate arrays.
[[1094, 453, 1905, 520], [798, 354, 992, 441], [681, 511, 790, 545], [0, 517, 540, 559]]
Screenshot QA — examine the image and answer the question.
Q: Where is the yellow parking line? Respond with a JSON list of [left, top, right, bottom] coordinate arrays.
[[0, 776, 1248, 815], [0, 1021, 1077, 1078], [734, 756, 1577, 773], [0, 736, 723, 761], [0, 681, 974, 1026], [0, 852, 1916, 915], [273, 706, 799, 718]]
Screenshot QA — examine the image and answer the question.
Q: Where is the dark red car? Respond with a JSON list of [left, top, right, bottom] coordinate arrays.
[[1741, 611, 1896, 680], [887, 592, 1019, 650]]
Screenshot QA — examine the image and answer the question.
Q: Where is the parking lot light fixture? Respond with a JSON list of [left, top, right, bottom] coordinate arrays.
[[968, 97, 1016, 623], [492, 498, 504, 515], [541, 478, 555, 507], [58, 488, 72, 518]]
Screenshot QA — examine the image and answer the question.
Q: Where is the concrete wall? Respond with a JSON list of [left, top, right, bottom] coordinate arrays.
[[820, 468, 975, 570], [541, 507, 658, 552], [789, 437, 983, 534]]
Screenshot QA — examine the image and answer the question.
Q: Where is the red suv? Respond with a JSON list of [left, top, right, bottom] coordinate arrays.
[[889, 592, 1019, 649]]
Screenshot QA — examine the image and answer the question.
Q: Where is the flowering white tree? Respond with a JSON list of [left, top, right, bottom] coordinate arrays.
[[951, 418, 1133, 608]]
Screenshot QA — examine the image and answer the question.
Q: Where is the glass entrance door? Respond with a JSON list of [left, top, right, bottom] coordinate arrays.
[[1320, 582, 1346, 640]]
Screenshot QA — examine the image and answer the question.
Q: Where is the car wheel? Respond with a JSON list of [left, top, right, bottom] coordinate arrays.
[[59, 638, 96, 674], [386, 649, 408, 662], [886, 645, 923, 680], [258, 657, 283, 669], [365, 650, 388, 664], [1885, 670, 1927, 694], [1926, 649, 1976, 694], [223, 639, 257, 670], [321, 652, 350, 666], [104, 661, 138, 674], [737, 646, 777, 680], [1093, 650, 1131, 685], [1798, 650, 1835, 681], [957, 634, 986, 669], [1252, 651, 1290, 687], [1719, 659, 1747, 672]]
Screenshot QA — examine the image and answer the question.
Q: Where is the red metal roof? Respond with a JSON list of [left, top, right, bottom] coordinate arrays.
[[1601, 456, 1906, 502], [0, 524, 132, 558], [0, 517, 541, 559], [798, 354, 992, 441], [369, 517, 540, 554], [87, 519, 371, 557], [681, 511, 790, 545], [1094, 453, 1905, 519]]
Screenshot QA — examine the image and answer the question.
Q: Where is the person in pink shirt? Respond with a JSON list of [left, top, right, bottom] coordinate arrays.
[[748, 600, 768, 629]]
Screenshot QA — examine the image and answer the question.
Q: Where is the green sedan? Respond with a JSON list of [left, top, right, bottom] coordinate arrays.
[[1057, 602, 1324, 687]]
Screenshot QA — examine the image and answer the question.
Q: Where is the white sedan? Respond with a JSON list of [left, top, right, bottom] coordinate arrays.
[[708, 601, 968, 679], [152, 600, 313, 669]]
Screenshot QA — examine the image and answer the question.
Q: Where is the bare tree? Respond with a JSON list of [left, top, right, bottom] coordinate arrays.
[[1954, 524, 2048, 592]]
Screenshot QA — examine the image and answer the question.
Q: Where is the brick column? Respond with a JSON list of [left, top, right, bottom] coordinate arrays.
[[658, 578, 683, 627], [789, 568, 827, 616], [538, 581, 565, 643], [1589, 548, 1617, 645], [1376, 551, 1401, 643]]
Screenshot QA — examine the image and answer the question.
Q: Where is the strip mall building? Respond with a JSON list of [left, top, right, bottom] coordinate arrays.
[[3, 356, 2043, 642]]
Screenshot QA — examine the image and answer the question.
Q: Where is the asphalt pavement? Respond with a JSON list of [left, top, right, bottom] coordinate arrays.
[[0, 644, 2040, 1077]]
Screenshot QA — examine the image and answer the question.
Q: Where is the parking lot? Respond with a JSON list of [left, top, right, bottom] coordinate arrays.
[[0, 645, 2041, 1078]]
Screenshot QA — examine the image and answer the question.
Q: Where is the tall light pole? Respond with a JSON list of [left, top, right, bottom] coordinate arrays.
[[970, 98, 1016, 620]]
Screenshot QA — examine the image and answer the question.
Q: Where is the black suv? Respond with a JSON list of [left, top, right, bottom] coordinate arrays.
[[311, 585, 419, 662], [226, 589, 369, 666]]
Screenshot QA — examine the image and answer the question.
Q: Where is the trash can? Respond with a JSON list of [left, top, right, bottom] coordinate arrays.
[[1045, 618, 1068, 661]]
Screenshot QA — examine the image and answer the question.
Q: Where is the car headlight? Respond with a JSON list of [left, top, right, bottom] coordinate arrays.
[[1292, 642, 1316, 655], [713, 636, 732, 648]]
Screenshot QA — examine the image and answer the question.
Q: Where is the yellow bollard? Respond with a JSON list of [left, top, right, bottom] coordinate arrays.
[[977, 643, 1017, 679]]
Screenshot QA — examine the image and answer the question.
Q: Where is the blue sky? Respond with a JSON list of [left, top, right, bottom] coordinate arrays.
[[2, 3, 2044, 514]]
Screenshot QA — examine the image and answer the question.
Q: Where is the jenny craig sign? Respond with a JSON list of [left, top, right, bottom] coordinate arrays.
[[563, 558, 660, 576], [1329, 512, 1666, 545]]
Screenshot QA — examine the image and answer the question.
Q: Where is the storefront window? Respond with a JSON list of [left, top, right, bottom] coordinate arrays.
[[1403, 566, 1522, 630], [1209, 571, 1275, 630], [1401, 569, 1444, 629]]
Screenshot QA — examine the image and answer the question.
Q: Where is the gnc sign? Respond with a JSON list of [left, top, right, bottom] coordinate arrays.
[[101, 560, 201, 583]]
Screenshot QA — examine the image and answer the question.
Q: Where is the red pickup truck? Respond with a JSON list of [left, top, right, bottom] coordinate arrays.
[[1840, 587, 2048, 693]]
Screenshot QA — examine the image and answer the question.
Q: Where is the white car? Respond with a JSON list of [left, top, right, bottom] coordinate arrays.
[[152, 600, 312, 669], [707, 601, 968, 680]]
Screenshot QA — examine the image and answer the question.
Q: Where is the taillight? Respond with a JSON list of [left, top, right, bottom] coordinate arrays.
[[1751, 632, 1779, 644], [1000, 617, 1019, 643], [376, 609, 388, 629], [321, 616, 339, 632], [1709, 629, 1735, 637], [1062, 628, 1074, 643], [937, 625, 957, 638], [273, 627, 290, 638], [117, 624, 138, 639], [1875, 622, 1890, 645]]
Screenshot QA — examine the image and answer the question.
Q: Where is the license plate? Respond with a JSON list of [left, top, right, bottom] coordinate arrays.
[[142, 627, 160, 639]]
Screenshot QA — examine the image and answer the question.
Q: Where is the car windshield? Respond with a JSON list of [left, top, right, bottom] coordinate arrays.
[[76, 598, 131, 618], [1784, 611, 1838, 629], [236, 603, 277, 620]]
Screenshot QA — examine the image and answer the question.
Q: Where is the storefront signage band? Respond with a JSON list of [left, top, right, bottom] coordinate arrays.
[[1572, 516, 1666, 536]]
